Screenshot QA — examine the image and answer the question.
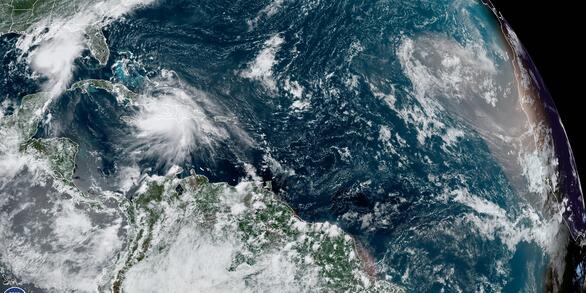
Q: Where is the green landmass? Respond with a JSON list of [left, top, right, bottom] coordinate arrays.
[[71, 79, 138, 103], [23, 137, 78, 182], [0, 0, 80, 34], [12, 92, 50, 138], [112, 170, 404, 292], [86, 26, 110, 65], [0, 92, 78, 182]]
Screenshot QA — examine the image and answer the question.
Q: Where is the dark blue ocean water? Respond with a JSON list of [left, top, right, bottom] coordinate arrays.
[[1, 33, 40, 109]]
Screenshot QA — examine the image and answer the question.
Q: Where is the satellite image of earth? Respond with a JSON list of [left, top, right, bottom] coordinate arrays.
[[0, 0, 584, 292]]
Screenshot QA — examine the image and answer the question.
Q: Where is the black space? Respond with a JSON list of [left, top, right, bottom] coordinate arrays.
[[489, 1, 585, 183]]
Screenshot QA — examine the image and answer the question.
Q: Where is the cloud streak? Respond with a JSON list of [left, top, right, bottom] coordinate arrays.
[[17, 0, 155, 105]]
